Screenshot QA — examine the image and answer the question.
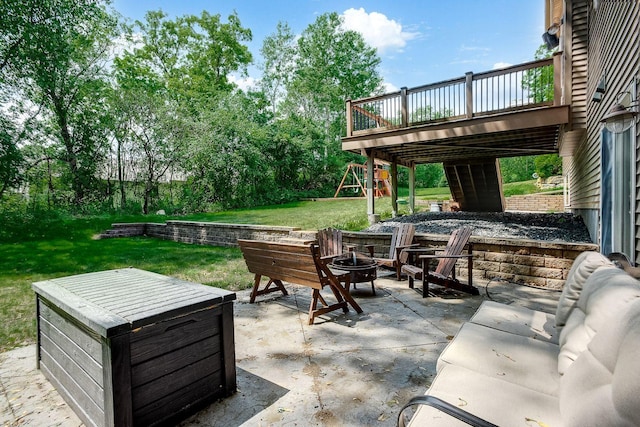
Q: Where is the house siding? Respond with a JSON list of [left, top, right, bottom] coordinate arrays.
[[564, 0, 640, 253]]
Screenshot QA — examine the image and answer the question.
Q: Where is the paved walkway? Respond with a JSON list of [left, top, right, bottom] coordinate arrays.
[[0, 276, 559, 427]]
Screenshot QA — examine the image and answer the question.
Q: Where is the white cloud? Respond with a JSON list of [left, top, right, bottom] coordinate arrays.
[[229, 74, 257, 92], [381, 81, 399, 93], [460, 45, 490, 52], [341, 8, 418, 54], [110, 32, 143, 60], [492, 62, 512, 70]]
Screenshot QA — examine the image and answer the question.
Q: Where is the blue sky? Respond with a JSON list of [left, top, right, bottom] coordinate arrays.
[[112, 0, 544, 93]]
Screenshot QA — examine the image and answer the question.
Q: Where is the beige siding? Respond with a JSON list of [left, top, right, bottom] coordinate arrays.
[[568, 0, 639, 215], [569, 1, 588, 129], [636, 85, 640, 263], [558, 0, 589, 158]]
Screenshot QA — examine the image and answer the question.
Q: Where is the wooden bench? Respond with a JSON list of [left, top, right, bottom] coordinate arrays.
[[237, 239, 363, 324]]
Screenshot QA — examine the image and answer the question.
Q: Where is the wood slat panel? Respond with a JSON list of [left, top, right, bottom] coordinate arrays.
[[133, 372, 223, 426], [40, 335, 104, 409], [131, 337, 221, 387], [39, 317, 103, 387], [39, 302, 103, 363], [239, 239, 322, 289], [34, 268, 234, 333], [129, 309, 220, 365], [131, 355, 220, 411], [40, 354, 105, 426]]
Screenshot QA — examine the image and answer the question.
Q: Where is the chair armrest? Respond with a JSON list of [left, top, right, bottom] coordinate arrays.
[[403, 248, 436, 265], [418, 254, 473, 260], [403, 248, 436, 254], [396, 243, 421, 250], [397, 395, 498, 427]]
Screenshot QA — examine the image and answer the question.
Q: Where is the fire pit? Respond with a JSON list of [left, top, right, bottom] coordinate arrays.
[[330, 251, 377, 294]]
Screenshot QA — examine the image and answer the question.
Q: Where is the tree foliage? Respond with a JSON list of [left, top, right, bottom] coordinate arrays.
[[0, 5, 387, 213], [1, 0, 118, 205]]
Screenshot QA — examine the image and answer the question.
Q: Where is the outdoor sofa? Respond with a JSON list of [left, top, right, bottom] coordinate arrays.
[[399, 251, 640, 426]]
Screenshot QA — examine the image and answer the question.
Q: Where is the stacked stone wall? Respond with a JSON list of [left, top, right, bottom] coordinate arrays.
[[505, 194, 565, 212], [100, 221, 598, 290]]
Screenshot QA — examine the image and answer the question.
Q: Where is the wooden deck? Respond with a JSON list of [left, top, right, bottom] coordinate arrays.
[[342, 55, 570, 212], [343, 56, 568, 166]]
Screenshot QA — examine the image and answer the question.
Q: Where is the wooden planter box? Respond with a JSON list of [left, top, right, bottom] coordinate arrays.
[[32, 268, 236, 427]]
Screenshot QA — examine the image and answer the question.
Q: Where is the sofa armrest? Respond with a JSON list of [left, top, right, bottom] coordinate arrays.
[[397, 395, 498, 427]]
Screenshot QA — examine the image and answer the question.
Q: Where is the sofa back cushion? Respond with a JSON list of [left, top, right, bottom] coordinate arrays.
[[555, 251, 614, 332], [560, 299, 640, 426], [558, 267, 640, 374]]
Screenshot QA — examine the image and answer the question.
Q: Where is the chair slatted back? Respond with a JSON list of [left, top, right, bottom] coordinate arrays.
[[318, 228, 343, 257], [435, 226, 473, 278], [389, 223, 415, 260]]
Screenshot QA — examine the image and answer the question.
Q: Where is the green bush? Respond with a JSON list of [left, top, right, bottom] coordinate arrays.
[[534, 154, 562, 179]]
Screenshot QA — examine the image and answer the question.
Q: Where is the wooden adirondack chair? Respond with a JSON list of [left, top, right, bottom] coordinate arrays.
[[401, 226, 479, 297], [366, 223, 418, 280], [317, 227, 344, 258]]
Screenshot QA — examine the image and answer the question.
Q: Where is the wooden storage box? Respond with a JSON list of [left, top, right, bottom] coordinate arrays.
[[32, 268, 236, 426]]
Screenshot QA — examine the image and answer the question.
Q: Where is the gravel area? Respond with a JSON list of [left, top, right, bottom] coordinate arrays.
[[365, 211, 593, 243]]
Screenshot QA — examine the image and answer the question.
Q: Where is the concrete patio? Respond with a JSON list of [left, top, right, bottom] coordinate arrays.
[[0, 275, 559, 427]]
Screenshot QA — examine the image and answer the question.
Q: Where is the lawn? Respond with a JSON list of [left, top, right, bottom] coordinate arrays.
[[0, 184, 554, 352], [0, 197, 414, 352]]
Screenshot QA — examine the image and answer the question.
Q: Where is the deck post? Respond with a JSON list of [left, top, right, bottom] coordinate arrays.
[[366, 152, 377, 224], [408, 163, 415, 214], [553, 52, 563, 106], [391, 161, 398, 217], [401, 87, 408, 128], [346, 99, 353, 137], [465, 72, 474, 119]]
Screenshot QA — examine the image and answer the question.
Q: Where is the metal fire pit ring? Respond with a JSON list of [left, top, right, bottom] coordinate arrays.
[[330, 252, 377, 289]]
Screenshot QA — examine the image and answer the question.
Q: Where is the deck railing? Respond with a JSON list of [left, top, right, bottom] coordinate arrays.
[[346, 55, 561, 137]]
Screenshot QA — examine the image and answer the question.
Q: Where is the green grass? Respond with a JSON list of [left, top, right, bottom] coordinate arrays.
[[0, 183, 561, 352], [0, 236, 253, 352], [503, 180, 540, 196], [182, 197, 418, 230], [0, 197, 416, 352]]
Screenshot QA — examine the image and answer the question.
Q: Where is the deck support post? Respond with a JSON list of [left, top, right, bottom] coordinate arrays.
[[366, 152, 378, 224], [408, 163, 415, 214], [465, 72, 474, 119], [391, 161, 398, 217]]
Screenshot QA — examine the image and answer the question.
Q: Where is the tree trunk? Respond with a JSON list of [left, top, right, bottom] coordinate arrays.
[[117, 137, 126, 209], [52, 96, 84, 205]]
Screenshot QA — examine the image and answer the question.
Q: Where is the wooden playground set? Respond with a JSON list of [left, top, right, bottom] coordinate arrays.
[[334, 162, 392, 198]]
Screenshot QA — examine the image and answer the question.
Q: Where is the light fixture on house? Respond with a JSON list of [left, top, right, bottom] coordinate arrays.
[[542, 23, 560, 50], [600, 93, 638, 133], [592, 76, 606, 102]]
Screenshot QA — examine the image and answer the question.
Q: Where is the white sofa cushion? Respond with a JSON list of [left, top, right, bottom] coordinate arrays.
[[559, 299, 640, 426], [436, 322, 561, 396], [470, 300, 557, 343], [555, 251, 614, 333], [408, 364, 562, 427], [558, 267, 640, 374]]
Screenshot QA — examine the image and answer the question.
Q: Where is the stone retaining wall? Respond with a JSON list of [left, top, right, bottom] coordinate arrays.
[[505, 194, 565, 212], [99, 221, 303, 246], [100, 221, 598, 290], [341, 231, 597, 290]]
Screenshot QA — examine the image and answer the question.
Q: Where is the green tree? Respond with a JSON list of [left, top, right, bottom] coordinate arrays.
[[499, 156, 537, 183], [0, 116, 23, 198], [534, 154, 562, 179], [522, 44, 555, 103], [263, 12, 383, 191], [1, 0, 118, 206], [259, 22, 296, 115], [184, 90, 272, 209], [113, 10, 254, 212]]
